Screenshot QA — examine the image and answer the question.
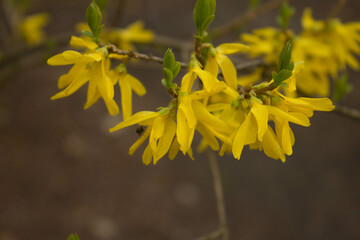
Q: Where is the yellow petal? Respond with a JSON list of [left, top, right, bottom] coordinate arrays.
[[216, 43, 249, 55], [127, 74, 146, 96], [180, 71, 197, 93], [178, 95, 197, 128], [142, 144, 153, 165], [70, 36, 98, 50], [168, 139, 180, 160], [196, 122, 219, 151], [119, 75, 133, 120], [149, 115, 165, 152], [204, 56, 219, 77], [153, 117, 176, 163], [193, 68, 218, 93], [262, 126, 286, 162], [109, 111, 158, 132], [216, 54, 237, 90], [266, 105, 310, 127], [176, 110, 195, 154], [192, 101, 230, 133], [250, 101, 268, 141], [129, 126, 152, 155], [47, 51, 82, 65], [297, 97, 335, 111], [232, 113, 251, 160]]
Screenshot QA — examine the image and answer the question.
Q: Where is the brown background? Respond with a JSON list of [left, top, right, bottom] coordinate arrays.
[[0, 0, 360, 239]]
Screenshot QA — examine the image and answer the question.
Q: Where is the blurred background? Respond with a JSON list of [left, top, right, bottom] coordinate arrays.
[[0, 0, 360, 239]]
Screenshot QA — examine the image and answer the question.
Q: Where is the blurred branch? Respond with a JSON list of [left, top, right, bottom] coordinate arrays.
[[209, 0, 289, 39], [194, 150, 229, 240], [102, 41, 189, 68], [0, 34, 70, 70], [328, 0, 347, 18], [333, 105, 360, 121]]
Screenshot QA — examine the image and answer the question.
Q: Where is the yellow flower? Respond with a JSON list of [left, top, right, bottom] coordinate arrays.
[[205, 43, 249, 90], [109, 111, 177, 165], [47, 36, 119, 116], [20, 13, 49, 46], [109, 65, 146, 120], [103, 21, 154, 50]]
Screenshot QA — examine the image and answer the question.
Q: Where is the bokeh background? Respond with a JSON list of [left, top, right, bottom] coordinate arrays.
[[0, 0, 360, 239]]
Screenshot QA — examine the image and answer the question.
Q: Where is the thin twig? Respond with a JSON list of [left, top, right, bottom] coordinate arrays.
[[194, 150, 229, 240], [328, 0, 347, 18], [209, 0, 289, 39], [102, 42, 189, 68], [333, 104, 360, 121]]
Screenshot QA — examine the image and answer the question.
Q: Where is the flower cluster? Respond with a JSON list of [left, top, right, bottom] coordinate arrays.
[[48, 0, 336, 166], [240, 8, 360, 97]]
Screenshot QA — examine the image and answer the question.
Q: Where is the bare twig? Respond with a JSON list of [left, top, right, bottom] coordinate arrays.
[[333, 104, 360, 121], [194, 150, 229, 240], [102, 42, 189, 68], [209, 0, 289, 39], [328, 0, 347, 18]]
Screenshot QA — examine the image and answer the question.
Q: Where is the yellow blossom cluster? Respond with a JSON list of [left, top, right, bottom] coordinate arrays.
[[240, 8, 360, 97], [47, 1, 336, 166]]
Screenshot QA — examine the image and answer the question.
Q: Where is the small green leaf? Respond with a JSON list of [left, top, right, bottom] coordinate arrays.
[[161, 79, 168, 88], [278, 41, 292, 71], [67, 234, 80, 240], [193, 0, 216, 36], [278, 82, 289, 88], [288, 61, 294, 71], [332, 74, 353, 102], [277, 2, 295, 29], [159, 107, 170, 115], [163, 68, 173, 83], [277, 69, 292, 82], [82, 30, 93, 38], [272, 72, 279, 83], [201, 15, 215, 34], [163, 49, 175, 70], [173, 62, 181, 78], [249, 0, 259, 10], [86, 0, 102, 40]]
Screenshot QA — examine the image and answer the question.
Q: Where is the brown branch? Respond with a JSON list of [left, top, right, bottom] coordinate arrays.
[[333, 104, 360, 121], [209, 0, 289, 39], [328, 0, 347, 18], [194, 150, 229, 240], [102, 42, 189, 68]]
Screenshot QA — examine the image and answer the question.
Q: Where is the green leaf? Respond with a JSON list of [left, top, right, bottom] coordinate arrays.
[[249, 0, 260, 10], [332, 74, 353, 102], [161, 79, 169, 88], [163, 49, 175, 71], [86, 0, 102, 40], [278, 41, 292, 72], [173, 62, 181, 78], [96, 0, 108, 11], [277, 2, 295, 29], [193, 0, 216, 36], [201, 15, 215, 34], [67, 234, 80, 240], [277, 69, 292, 82], [81, 30, 93, 38], [272, 72, 279, 83], [278, 82, 289, 88], [163, 68, 173, 83]]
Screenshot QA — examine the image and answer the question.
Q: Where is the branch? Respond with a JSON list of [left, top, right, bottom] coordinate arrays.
[[194, 150, 229, 240], [333, 104, 360, 121], [209, 0, 289, 39], [328, 0, 347, 18], [102, 42, 189, 68]]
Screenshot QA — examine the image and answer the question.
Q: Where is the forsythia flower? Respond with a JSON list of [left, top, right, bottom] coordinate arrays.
[[76, 20, 154, 51], [108, 65, 146, 120], [240, 8, 360, 97], [205, 43, 249, 90], [47, 36, 120, 115], [20, 13, 49, 46]]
